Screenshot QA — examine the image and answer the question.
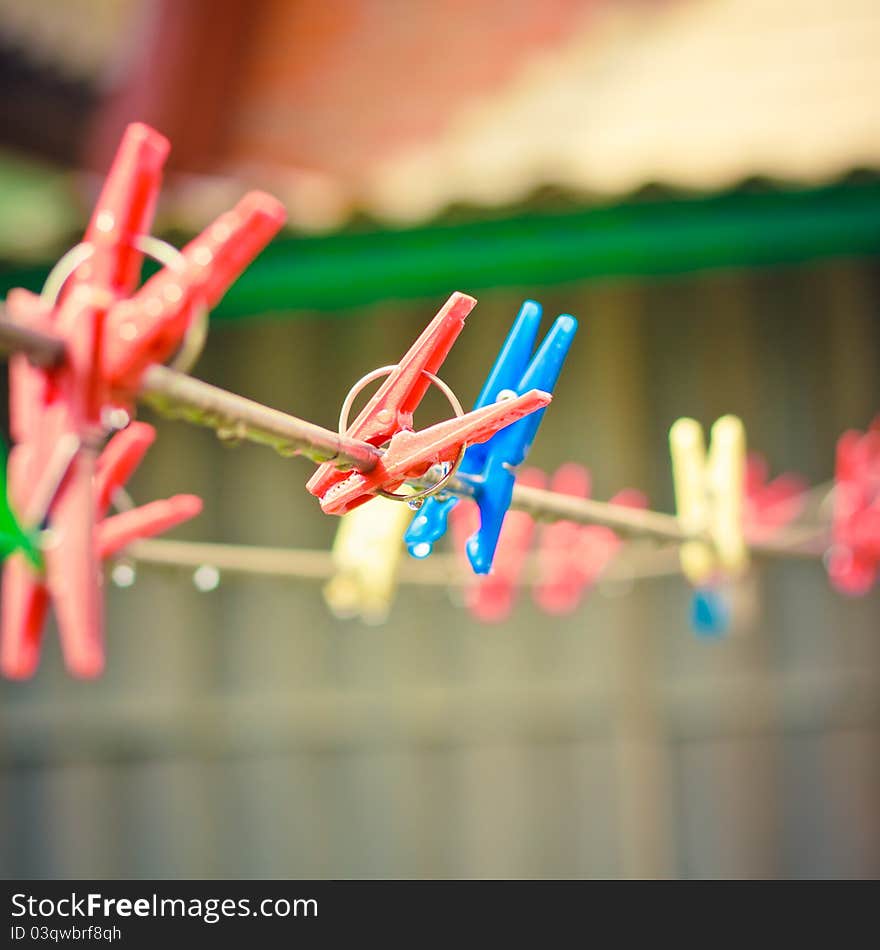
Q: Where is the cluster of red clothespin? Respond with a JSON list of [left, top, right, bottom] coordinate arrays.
[[449, 464, 646, 622], [1, 122, 286, 678], [829, 419, 880, 596]]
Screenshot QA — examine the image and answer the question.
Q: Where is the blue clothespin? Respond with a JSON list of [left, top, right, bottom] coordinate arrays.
[[405, 300, 577, 574], [690, 587, 730, 638]]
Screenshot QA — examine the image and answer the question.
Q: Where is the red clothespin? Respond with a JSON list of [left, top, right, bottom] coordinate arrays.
[[742, 452, 807, 542], [1, 422, 202, 678], [533, 464, 647, 615], [1, 122, 285, 679], [451, 468, 546, 623], [827, 422, 880, 596], [307, 293, 552, 515], [102, 188, 285, 394], [93, 422, 202, 560]]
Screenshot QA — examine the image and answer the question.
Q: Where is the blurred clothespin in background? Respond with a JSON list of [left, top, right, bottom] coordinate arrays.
[[308, 293, 551, 516], [533, 464, 647, 615], [827, 418, 880, 596], [0, 121, 284, 679], [405, 300, 577, 574], [451, 468, 546, 623], [324, 494, 414, 624], [743, 452, 807, 542], [669, 415, 748, 637]]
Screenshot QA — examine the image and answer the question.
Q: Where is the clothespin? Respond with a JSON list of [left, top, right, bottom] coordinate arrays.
[[451, 468, 546, 622], [669, 415, 748, 637], [307, 293, 553, 516], [827, 420, 880, 596], [691, 452, 807, 637], [689, 452, 807, 635], [743, 452, 807, 542], [670, 416, 749, 583], [324, 494, 414, 624], [404, 300, 577, 574], [533, 464, 647, 615], [1, 122, 284, 679], [686, 451, 806, 638], [0, 422, 202, 679]]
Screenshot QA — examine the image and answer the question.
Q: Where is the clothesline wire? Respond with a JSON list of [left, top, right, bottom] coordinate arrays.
[[0, 313, 833, 558], [128, 537, 685, 588]]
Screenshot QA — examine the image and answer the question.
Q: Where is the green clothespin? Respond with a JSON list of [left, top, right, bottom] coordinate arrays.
[[0, 441, 43, 570]]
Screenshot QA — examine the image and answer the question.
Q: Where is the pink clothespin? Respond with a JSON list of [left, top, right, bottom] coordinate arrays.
[[742, 452, 807, 542], [307, 293, 552, 515], [93, 422, 202, 560], [102, 188, 285, 394], [1, 422, 202, 678], [451, 468, 546, 623], [1, 122, 285, 679], [533, 464, 647, 615], [827, 421, 880, 596]]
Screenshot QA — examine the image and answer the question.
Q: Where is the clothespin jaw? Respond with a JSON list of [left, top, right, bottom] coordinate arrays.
[[77, 122, 169, 297], [690, 587, 731, 637], [453, 468, 546, 622], [92, 422, 203, 559], [0, 422, 202, 679], [324, 494, 414, 623], [828, 426, 880, 596], [307, 293, 552, 515], [671, 446, 806, 638], [405, 300, 577, 574], [669, 414, 748, 586]]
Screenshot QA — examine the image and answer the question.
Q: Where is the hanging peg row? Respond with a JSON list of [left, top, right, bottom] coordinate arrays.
[[0, 121, 873, 678]]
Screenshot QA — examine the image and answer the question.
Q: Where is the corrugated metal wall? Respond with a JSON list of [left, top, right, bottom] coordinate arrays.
[[2, 258, 879, 878]]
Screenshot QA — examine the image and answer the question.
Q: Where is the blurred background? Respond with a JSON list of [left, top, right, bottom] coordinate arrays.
[[1, 0, 879, 879]]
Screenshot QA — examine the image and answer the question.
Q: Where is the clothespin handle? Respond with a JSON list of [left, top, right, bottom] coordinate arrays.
[[97, 496, 203, 560], [670, 415, 748, 585], [103, 192, 286, 392], [77, 122, 169, 299]]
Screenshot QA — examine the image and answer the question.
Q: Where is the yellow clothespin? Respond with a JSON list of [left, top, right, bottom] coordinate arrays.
[[323, 495, 413, 624], [669, 415, 748, 585]]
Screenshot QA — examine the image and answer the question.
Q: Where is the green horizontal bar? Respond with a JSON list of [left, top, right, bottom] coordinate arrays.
[[2, 180, 880, 318]]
